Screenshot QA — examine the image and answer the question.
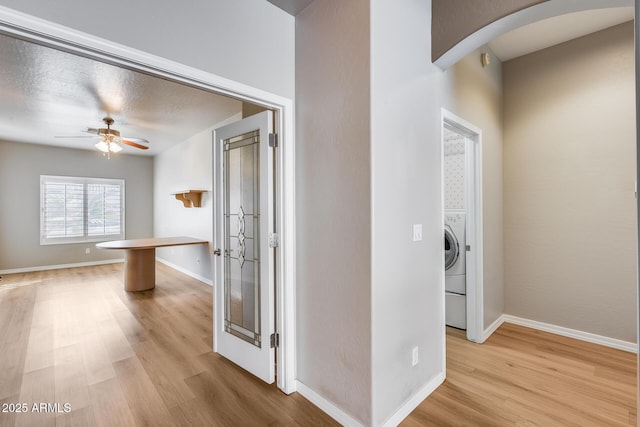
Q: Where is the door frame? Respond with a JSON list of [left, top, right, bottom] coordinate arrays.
[[0, 7, 297, 393], [441, 109, 484, 343]]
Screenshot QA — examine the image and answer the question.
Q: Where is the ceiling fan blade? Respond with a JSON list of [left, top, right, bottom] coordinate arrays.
[[122, 139, 149, 150], [83, 128, 100, 134], [121, 136, 149, 144]]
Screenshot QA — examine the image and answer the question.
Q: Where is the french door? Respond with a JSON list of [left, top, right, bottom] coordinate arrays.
[[213, 110, 275, 383]]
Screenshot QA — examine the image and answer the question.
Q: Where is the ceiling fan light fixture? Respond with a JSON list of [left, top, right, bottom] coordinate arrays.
[[94, 139, 122, 158], [110, 141, 123, 153], [58, 117, 149, 157], [94, 140, 109, 153]]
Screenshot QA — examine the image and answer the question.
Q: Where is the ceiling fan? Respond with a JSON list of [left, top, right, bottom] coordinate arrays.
[[56, 117, 149, 159]]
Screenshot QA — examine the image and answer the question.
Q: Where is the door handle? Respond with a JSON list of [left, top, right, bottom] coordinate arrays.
[[213, 248, 221, 256]]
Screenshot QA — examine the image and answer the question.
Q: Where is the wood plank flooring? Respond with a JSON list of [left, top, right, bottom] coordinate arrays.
[[403, 325, 637, 426], [0, 265, 636, 426], [0, 264, 337, 427]]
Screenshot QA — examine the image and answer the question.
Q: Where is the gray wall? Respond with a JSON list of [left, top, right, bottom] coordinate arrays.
[[296, 0, 451, 423], [0, 140, 153, 271], [503, 22, 637, 343], [295, 0, 372, 423], [442, 46, 505, 331]]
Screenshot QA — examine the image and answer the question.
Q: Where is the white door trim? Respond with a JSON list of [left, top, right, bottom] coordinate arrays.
[[0, 5, 297, 393], [441, 109, 484, 344]]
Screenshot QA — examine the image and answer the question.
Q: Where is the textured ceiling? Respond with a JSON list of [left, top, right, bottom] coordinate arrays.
[[0, 34, 242, 156]]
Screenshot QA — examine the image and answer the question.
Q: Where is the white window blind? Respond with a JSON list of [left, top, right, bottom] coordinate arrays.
[[40, 175, 125, 244]]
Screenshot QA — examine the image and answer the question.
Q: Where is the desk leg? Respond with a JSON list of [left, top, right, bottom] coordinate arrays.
[[124, 248, 156, 291]]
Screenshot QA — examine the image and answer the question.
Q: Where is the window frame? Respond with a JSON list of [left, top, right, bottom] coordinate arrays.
[[40, 175, 125, 245]]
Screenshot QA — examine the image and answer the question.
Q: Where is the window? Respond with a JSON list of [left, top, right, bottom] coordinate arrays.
[[40, 175, 125, 244]]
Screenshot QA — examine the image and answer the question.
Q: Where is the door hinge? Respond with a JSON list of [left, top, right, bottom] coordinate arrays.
[[268, 233, 280, 248], [270, 333, 279, 348], [268, 133, 278, 148]]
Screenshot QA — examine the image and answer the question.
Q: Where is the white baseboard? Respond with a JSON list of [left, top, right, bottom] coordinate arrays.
[[296, 371, 445, 427], [295, 381, 364, 427], [381, 371, 446, 427], [503, 314, 637, 354], [0, 259, 123, 275], [156, 257, 213, 286], [482, 314, 506, 342]]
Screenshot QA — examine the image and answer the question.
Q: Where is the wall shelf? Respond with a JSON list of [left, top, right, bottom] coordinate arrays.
[[172, 190, 206, 208]]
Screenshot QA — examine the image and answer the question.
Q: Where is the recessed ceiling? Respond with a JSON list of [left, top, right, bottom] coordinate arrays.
[[0, 34, 243, 156], [488, 6, 634, 62]]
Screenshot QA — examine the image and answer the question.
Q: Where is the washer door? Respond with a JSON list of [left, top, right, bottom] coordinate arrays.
[[444, 225, 459, 270]]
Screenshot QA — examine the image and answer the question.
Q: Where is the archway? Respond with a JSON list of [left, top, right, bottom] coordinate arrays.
[[432, 0, 633, 69], [433, 0, 639, 415]]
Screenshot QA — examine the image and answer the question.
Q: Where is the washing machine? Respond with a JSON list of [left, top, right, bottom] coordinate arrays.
[[444, 212, 466, 329]]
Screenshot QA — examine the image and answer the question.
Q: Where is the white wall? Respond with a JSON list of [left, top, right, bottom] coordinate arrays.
[[0, 140, 153, 271], [442, 46, 505, 331], [297, 1, 451, 424], [0, 0, 295, 99], [503, 22, 637, 343], [370, 0, 446, 424], [295, 0, 372, 424], [153, 109, 241, 283]]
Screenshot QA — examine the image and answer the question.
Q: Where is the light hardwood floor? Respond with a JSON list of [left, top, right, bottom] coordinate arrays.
[[0, 263, 337, 427], [0, 265, 636, 426], [404, 325, 637, 426]]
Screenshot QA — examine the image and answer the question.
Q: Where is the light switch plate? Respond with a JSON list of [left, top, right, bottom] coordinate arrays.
[[412, 224, 422, 241]]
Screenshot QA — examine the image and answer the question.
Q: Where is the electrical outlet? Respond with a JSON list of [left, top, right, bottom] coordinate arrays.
[[412, 224, 422, 242], [85, 247, 90, 255], [412, 346, 419, 367]]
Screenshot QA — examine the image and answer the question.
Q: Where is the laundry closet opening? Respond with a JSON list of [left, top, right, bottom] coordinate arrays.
[[442, 110, 484, 343]]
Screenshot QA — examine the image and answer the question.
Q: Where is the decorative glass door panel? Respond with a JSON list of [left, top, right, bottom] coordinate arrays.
[[213, 110, 275, 384], [224, 130, 261, 347]]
